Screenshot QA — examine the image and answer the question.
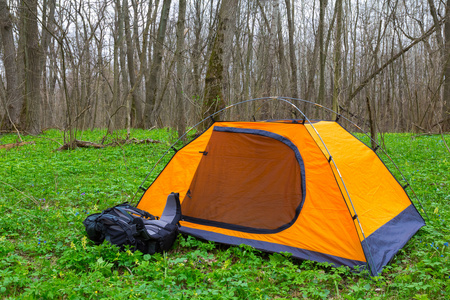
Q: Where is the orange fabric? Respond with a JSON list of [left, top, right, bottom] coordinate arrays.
[[138, 128, 214, 216], [306, 122, 412, 239], [138, 121, 367, 262]]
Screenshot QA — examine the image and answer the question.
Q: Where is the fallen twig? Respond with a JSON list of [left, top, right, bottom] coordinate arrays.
[[105, 138, 162, 147], [56, 138, 161, 151], [56, 140, 105, 151], [412, 123, 428, 132], [0, 141, 35, 150]]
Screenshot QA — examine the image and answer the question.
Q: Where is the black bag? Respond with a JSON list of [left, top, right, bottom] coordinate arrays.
[[83, 193, 181, 254]]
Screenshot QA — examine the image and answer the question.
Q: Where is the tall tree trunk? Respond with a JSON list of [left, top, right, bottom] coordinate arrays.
[[138, 0, 154, 128], [318, 0, 328, 106], [276, 5, 288, 95], [426, 0, 447, 130], [116, 0, 129, 131], [444, 0, 450, 131], [256, 0, 276, 119], [40, 0, 56, 128], [112, 1, 121, 134], [305, 25, 319, 105], [427, 0, 444, 48], [332, 0, 343, 119], [222, 0, 239, 108], [244, 1, 255, 102], [191, 0, 202, 102], [175, 0, 186, 138], [144, 0, 171, 128], [123, 0, 142, 129], [21, 0, 42, 134], [285, 0, 298, 99], [0, 0, 23, 130], [264, 0, 276, 99], [202, 0, 239, 128]]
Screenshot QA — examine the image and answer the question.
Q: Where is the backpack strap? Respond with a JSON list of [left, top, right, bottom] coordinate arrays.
[[98, 214, 136, 244], [140, 193, 182, 240], [159, 193, 181, 225], [113, 207, 135, 223], [116, 203, 157, 220]]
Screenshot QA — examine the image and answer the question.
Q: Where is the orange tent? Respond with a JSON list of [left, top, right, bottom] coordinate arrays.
[[137, 120, 424, 275]]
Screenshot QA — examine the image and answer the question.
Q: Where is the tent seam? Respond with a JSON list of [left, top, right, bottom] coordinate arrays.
[[302, 121, 373, 274]]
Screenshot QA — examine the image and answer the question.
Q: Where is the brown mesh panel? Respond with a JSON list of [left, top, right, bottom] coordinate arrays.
[[182, 129, 302, 230]]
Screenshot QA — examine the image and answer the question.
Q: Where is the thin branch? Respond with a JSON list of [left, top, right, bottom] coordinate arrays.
[[0, 180, 39, 205], [67, 105, 92, 129], [56, 138, 161, 151], [256, 0, 270, 31], [348, 18, 443, 102]]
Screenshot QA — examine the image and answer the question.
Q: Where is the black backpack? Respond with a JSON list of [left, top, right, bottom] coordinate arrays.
[[83, 192, 181, 254]]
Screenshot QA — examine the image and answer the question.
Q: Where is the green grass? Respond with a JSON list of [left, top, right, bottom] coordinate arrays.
[[0, 129, 449, 299]]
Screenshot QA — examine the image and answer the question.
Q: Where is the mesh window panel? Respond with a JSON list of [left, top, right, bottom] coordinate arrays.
[[182, 127, 303, 231]]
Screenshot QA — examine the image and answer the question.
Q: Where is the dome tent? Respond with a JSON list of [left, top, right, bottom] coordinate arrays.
[[136, 98, 425, 276]]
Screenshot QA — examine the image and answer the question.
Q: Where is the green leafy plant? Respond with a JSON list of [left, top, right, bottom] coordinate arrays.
[[0, 130, 448, 299]]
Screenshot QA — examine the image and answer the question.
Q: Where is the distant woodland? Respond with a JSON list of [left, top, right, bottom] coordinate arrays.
[[0, 0, 449, 137]]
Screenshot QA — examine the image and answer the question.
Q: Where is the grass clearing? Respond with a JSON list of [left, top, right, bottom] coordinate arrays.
[[0, 129, 449, 299]]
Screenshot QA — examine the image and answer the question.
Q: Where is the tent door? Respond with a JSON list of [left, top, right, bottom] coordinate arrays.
[[181, 126, 305, 233]]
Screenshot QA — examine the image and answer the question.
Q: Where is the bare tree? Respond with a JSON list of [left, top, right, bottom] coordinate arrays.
[[123, 0, 143, 128], [444, 0, 450, 131], [0, 0, 23, 131], [285, 0, 298, 99], [176, 0, 187, 138], [40, 0, 56, 128], [21, 0, 42, 134], [202, 0, 239, 127], [144, 0, 171, 128], [332, 0, 343, 119], [317, 0, 328, 105], [190, 0, 203, 103]]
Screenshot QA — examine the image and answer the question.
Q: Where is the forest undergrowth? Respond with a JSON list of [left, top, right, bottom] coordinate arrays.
[[0, 128, 449, 299]]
